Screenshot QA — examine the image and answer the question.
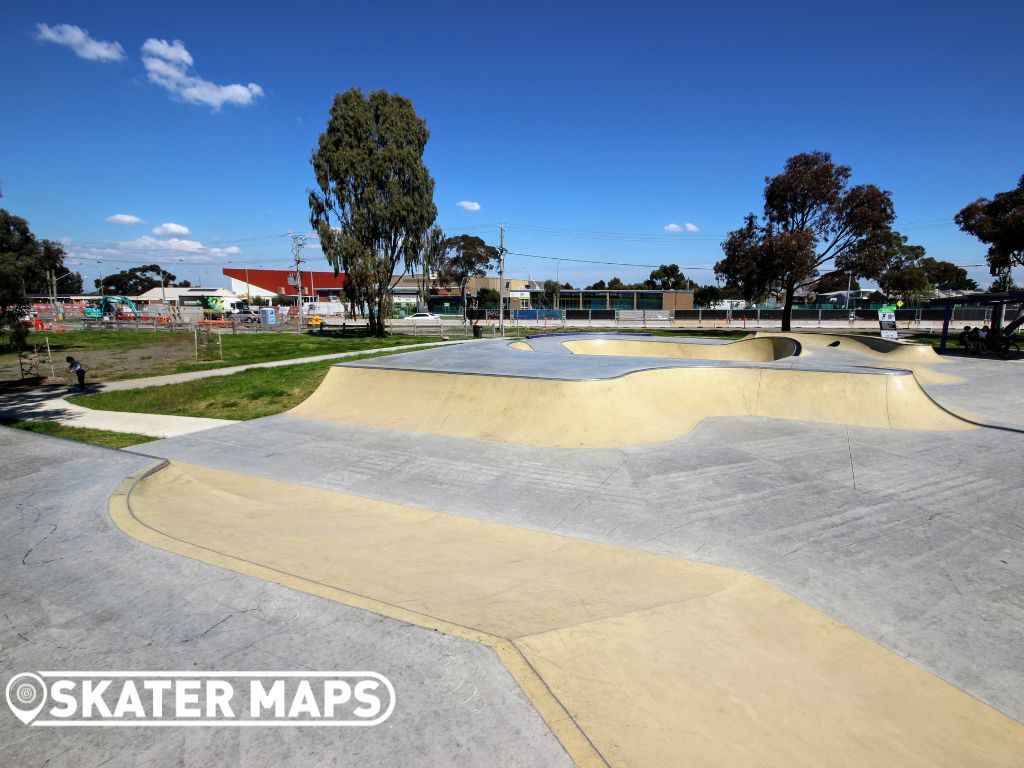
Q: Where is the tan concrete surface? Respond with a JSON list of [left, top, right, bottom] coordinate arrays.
[[562, 336, 797, 361], [118, 462, 1024, 768], [508, 341, 535, 351], [289, 365, 972, 448], [755, 332, 962, 384]]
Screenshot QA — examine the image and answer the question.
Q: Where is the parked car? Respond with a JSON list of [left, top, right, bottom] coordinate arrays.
[[410, 312, 440, 321], [233, 309, 261, 324]]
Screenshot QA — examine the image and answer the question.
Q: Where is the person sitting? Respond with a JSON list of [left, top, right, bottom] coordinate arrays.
[[966, 326, 981, 353], [958, 325, 972, 349]]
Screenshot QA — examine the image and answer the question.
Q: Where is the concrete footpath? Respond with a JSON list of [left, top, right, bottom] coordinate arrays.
[[0, 340, 468, 438]]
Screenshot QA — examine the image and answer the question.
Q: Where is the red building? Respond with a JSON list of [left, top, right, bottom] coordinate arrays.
[[223, 268, 349, 300]]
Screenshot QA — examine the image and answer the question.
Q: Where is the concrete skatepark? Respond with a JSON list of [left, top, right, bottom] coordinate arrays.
[[3, 332, 1024, 766]]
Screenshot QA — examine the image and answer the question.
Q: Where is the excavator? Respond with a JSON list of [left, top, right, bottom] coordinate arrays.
[[84, 295, 140, 321]]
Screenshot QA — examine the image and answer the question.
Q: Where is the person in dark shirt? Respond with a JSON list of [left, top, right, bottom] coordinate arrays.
[[66, 356, 86, 391]]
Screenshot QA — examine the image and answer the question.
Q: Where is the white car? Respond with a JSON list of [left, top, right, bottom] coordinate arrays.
[[410, 312, 440, 320]]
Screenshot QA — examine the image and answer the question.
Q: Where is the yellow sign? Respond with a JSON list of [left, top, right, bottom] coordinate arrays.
[[896, 300, 904, 308]]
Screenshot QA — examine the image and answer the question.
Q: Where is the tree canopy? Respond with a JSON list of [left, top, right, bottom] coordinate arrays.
[[309, 88, 437, 335], [693, 284, 726, 308], [584, 264, 695, 291], [415, 225, 447, 309], [873, 233, 977, 299], [0, 209, 80, 347], [955, 174, 1024, 279], [96, 264, 186, 295], [645, 263, 695, 290], [715, 151, 897, 330], [437, 234, 500, 316], [811, 273, 860, 294]]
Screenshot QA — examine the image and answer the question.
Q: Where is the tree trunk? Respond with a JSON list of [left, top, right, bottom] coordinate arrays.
[[782, 283, 795, 332]]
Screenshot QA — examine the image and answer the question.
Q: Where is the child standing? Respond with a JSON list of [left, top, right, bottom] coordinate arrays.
[[66, 356, 86, 391]]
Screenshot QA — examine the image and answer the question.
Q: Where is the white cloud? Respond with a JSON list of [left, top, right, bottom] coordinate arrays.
[[36, 23, 124, 62], [456, 201, 481, 212], [664, 222, 700, 233], [105, 213, 146, 225], [64, 235, 243, 267], [141, 38, 192, 66], [141, 38, 263, 110], [153, 222, 190, 236], [125, 235, 204, 252]]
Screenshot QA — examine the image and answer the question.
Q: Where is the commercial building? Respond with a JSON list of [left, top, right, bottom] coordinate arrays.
[[221, 268, 694, 316]]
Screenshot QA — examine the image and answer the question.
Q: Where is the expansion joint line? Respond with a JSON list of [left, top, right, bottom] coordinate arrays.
[[548, 449, 630, 533]]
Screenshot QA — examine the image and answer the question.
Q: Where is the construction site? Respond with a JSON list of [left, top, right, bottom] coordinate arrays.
[[3, 329, 1024, 767]]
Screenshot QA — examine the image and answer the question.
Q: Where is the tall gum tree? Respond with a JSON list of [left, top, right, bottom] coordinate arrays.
[[309, 88, 437, 336], [716, 151, 896, 331]]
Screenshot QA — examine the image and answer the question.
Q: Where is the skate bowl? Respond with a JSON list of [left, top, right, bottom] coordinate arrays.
[[290, 364, 972, 448], [561, 336, 799, 362], [755, 331, 941, 362], [753, 332, 961, 384]]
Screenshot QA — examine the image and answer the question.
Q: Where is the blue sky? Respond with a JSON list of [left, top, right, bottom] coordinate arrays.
[[2, 0, 1022, 290]]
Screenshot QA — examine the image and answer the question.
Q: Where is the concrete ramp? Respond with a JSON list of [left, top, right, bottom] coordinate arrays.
[[756, 331, 941, 362], [754, 332, 961, 384], [117, 461, 1024, 768], [508, 340, 534, 351], [290, 365, 972, 448], [563, 336, 798, 361]]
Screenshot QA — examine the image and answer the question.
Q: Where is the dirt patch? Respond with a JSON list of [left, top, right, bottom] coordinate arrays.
[[0, 336, 197, 385]]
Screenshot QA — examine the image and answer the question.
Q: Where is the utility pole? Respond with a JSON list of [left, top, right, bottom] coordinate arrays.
[[290, 232, 307, 324], [48, 270, 57, 322], [498, 224, 506, 335]]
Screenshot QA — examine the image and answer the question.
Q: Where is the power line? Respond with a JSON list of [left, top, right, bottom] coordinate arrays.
[[506, 251, 717, 271]]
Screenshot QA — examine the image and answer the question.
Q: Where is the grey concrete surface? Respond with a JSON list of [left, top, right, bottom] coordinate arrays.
[[0, 428, 573, 768], [917, 353, 1024, 429], [348, 335, 915, 379], [141, 408, 1024, 725]]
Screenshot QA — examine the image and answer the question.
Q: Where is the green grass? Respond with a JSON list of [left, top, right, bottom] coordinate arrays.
[[1, 329, 447, 383], [166, 332, 446, 372], [0, 418, 156, 449], [68, 345, 450, 421]]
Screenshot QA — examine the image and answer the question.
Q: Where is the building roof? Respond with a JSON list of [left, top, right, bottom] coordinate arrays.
[[136, 286, 236, 301], [223, 268, 348, 297]]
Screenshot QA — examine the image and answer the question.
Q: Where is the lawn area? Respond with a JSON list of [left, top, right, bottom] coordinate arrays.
[[0, 418, 157, 449], [0, 329, 445, 383], [67, 345, 449, 421]]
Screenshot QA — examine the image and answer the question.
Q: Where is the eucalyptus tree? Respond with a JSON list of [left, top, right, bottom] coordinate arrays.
[[716, 151, 896, 331], [309, 88, 437, 336]]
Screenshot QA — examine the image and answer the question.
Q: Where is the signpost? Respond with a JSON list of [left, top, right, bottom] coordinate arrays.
[[878, 306, 898, 340]]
